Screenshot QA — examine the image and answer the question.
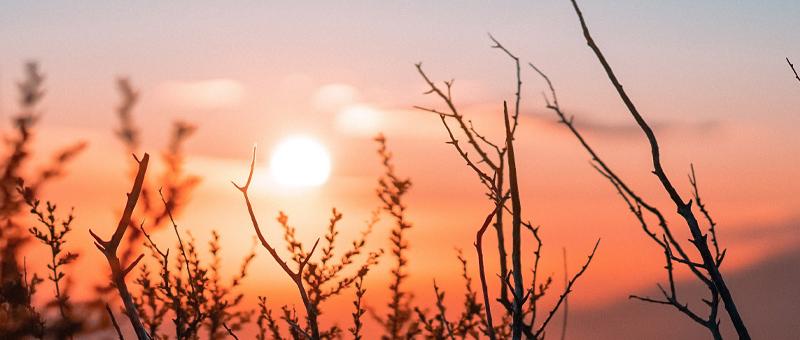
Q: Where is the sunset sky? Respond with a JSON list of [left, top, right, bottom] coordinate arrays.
[[2, 1, 799, 339]]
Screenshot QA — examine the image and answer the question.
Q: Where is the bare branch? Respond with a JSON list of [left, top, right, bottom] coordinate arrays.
[[106, 303, 124, 340], [564, 1, 749, 337], [475, 209, 498, 340], [414, 63, 499, 171], [533, 240, 600, 338], [90, 153, 150, 340], [689, 164, 723, 265], [489, 34, 522, 135], [233, 148, 321, 339], [223, 323, 240, 340]]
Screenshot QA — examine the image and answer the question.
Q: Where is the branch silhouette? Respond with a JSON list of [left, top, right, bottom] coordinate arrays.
[[416, 36, 600, 340], [521, 1, 752, 338], [89, 153, 150, 340], [233, 147, 321, 340]]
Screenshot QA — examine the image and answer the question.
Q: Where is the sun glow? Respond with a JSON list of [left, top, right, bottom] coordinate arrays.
[[269, 136, 331, 187]]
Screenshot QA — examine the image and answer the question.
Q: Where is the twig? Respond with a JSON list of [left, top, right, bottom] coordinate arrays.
[[474, 210, 498, 340], [489, 34, 522, 135], [414, 64, 499, 171], [787, 58, 800, 84], [223, 323, 240, 340], [525, 222, 544, 332], [157, 187, 205, 336], [432, 281, 457, 340], [533, 240, 600, 338], [689, 165, 724, 266], [628, 238, 721, 339], [106, 303, 124, 340], [560, 248, 568, 340], [349, 275, 367, 340]]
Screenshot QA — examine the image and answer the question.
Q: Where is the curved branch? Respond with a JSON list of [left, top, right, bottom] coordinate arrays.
[[475, 209, 498, 340], [233, 147, 320, 339]]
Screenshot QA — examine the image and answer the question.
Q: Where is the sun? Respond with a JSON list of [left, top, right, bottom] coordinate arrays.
[[269, 135, 331, 187]]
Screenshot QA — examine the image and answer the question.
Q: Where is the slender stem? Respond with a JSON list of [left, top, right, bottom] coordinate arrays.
[[50, 246, 66, 319], [105, 303, 124, 340], [475, 210, 498, 340], [502, 101, 524, 340], [223, 323, 240, 340], [534, 240, 599, 338], [494, 167, 510, 308], [560, 248, 568, 340]]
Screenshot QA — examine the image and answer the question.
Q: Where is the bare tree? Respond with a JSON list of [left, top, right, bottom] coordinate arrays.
[[0, 62, 84, 339]]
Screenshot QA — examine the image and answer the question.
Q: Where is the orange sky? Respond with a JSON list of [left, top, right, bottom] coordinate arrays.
[[2, 1, 799, 339]]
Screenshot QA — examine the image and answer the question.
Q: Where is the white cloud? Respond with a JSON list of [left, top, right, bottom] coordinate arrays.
[[335, 104, 383, 136], [312, 83, 360, 113], [159, 78, 245, 110]]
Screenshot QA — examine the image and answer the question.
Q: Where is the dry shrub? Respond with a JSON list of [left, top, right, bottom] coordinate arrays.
[[0, 62, 85, 338], [234, 147, 384, 340]]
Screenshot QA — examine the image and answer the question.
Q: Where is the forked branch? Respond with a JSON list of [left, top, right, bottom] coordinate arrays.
[[89, 153, 150, 340], [233, 147, 321, 339]]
